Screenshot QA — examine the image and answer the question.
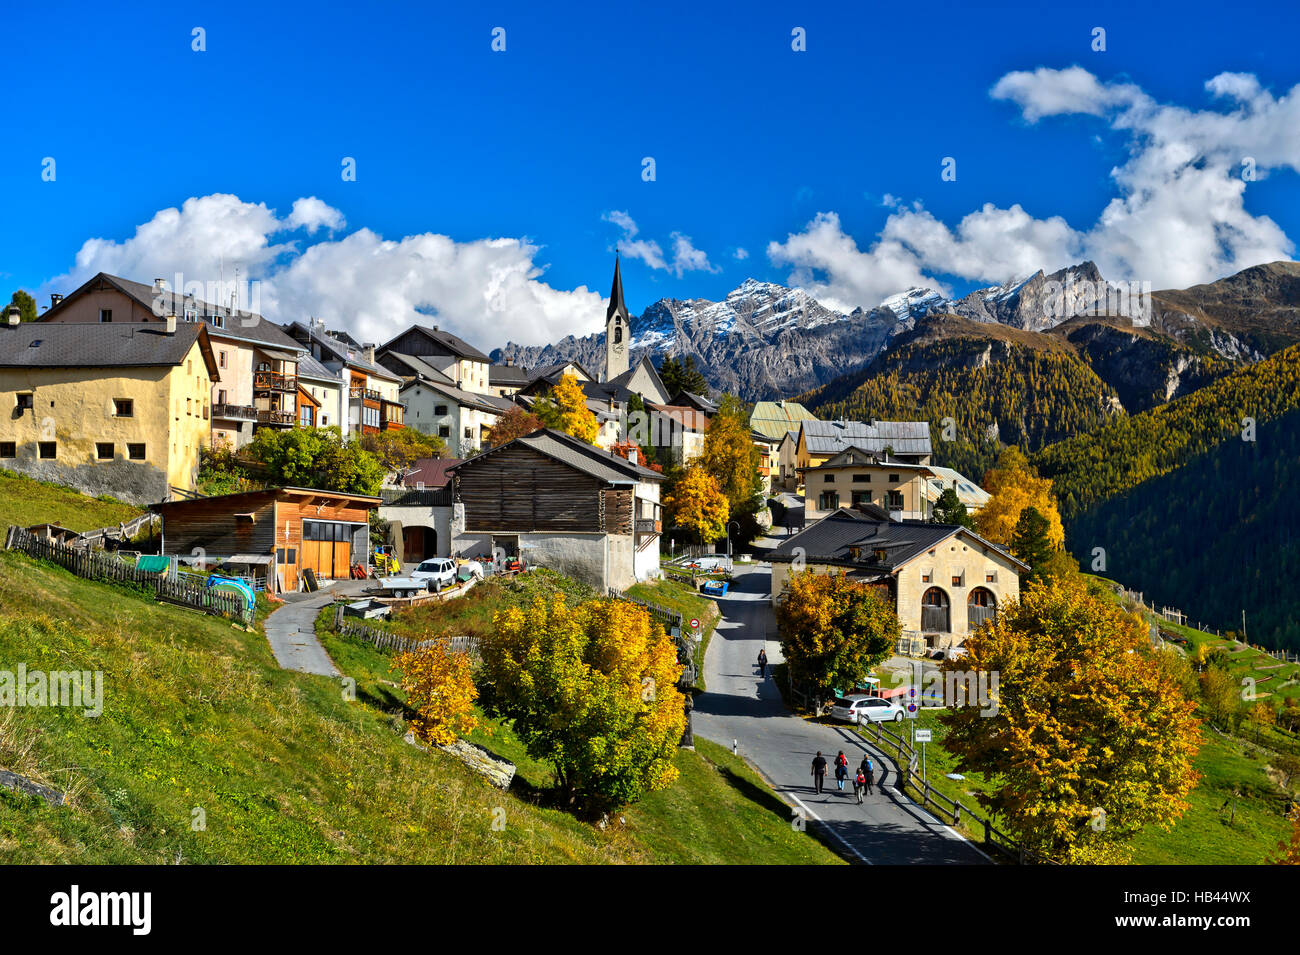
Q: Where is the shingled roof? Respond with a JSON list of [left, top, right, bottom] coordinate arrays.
[[451, 428, 664, 484]]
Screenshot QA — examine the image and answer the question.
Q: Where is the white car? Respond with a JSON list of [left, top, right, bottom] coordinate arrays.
[[682, 554, 733, 573], [411, 558, 456, 591], [830, 694, 906, 724]]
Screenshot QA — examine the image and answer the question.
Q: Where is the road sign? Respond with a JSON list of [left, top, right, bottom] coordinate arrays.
[[915, 729, 932, 743], [689, 618, 700, 631]]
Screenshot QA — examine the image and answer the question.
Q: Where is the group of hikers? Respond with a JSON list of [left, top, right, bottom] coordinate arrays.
[[810, 750, 875, 803]]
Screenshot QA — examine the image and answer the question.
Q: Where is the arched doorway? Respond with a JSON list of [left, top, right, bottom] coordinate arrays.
[[921, 587, 950, 632], [968, 587, 997, 631]]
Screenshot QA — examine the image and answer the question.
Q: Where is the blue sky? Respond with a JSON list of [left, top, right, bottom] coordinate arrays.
[[3, 0, 1298, 349]]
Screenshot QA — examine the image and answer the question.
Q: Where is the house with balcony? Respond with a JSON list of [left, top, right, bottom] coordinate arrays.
[[282, 319, 403, 437], [449, 428, 664, 590], [376, 348, 513, 455], [34, 272, 307, 449], [768, 505, 1025, 651], [0, 316, 219, 504], [801, 448, 990, 523]]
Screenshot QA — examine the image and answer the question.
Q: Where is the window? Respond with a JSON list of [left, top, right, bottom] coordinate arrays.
[[852, 473, 869, 483], [889, 473, 900, 483], [17, 394, 33, 411], [114, 399, 133, 417], [951, 572, 964, 587], [985, 571, 997, 583], [434, 404, 448, 415], [464, 426, 473, 439], [0, 443, 14, 458], [217, 389, 227, 405], [299, 405, 314, 428], [187, 397, 192, 416], [38, 442, 56, 459], [128, 443, 145, 460], [817, 491, 839, 510], [887, 490, 904, 510], [96, 443, 114, 460], [823, 474, 834, 483], [219, 350, 227, 369], [438, 425, 450, 438], [99, 308, 112, 323]]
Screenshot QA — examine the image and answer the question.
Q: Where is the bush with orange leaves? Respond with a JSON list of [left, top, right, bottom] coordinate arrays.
[[396, 642, 479, 747], [480, 595, 685, 813]]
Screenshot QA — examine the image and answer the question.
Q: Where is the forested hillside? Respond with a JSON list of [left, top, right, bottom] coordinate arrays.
[[1034, 343, 1300, 518], [1067, 407, 1300, 652], [801, 327, 1122, 479]]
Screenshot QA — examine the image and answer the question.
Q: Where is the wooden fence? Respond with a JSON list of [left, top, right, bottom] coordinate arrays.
[[856, 719, 1057, 865], [6, 525, 253, 626], [330, 607, 478, 656]]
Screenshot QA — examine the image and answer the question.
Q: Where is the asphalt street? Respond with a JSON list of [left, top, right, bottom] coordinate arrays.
[[692, 563, 990, 865]]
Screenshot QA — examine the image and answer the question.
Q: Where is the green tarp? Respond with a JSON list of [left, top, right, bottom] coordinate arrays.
[[135, 555, 171, 573]]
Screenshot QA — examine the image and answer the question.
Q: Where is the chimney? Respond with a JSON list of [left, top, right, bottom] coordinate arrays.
[[50, 293, 63, 308], [505, 357, 514, 366], [165, 314, 177, 334], [628, 447, 638, 466], [364, 343, 375, 364], [5, 305, 20, 327], [154, 278, 167, 294]]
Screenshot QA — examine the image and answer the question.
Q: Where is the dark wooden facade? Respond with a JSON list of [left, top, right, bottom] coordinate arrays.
[[455, 444, 636, 534]]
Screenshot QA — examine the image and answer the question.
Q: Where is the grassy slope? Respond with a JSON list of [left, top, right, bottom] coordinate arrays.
[[317, 622, 842, 865], [0, 547, 839, 864], [0, 469, 142, 532]]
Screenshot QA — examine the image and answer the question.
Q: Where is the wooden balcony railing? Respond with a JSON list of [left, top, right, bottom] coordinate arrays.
[[257, 409, 296, 426], [349, 386, 382, 401], [254, 372, 297, 392], [635, 519, 662, 535], [212, 403, 258, 421]]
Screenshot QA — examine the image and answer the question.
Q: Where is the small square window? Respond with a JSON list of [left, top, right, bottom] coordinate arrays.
[[128, 443, 146, 460], [952, 575, 963, 587], [96, 442, 114, 460], [17, 394, 33, 411], [0, 442, 14, 458], [889, 473, 900, 483], [824, 474, 834, 483], [114, 399, 133, 417], [438, 425, 450, 438], [99, 308, 112, 323], [38, 442, 56, 459]]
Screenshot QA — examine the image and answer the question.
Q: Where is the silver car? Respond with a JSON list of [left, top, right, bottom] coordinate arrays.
[[830, 694, 905, 724]]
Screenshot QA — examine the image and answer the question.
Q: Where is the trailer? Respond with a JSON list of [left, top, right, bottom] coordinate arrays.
[[373, 577, 429, 599]]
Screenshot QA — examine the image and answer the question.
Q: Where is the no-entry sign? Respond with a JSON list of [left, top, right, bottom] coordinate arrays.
[[689, 618, 700, 631]]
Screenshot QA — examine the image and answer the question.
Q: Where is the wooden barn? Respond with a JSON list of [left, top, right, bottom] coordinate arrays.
[[449, 428, 663, 590], [151, 487, 380, 592]]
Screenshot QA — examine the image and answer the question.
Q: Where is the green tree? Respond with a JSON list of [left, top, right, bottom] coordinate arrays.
[[775, 570, 899, 704], [1011, 506, 1054, 584], [931, 487, 974, 529], [9, 290, 37, 323], [246, 426, 385, 495], [658, 354, 709, 398], [360, 428, 446, 469]]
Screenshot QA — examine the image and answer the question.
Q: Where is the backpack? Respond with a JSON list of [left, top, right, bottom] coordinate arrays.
[[856, 772, 866, 785]]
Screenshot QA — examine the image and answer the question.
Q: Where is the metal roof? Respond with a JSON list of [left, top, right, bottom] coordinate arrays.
[[801, 418, 933, 456], [750, 400, 818, 440]]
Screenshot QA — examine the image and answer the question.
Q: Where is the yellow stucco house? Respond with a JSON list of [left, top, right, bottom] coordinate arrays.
[[768, 505, 1026, 651], [0, 316, 219, 505], [801, 447, 991, 522]]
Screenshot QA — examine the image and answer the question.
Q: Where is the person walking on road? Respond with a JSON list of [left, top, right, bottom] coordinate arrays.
[[859, 754, 875, 795], [854, 767, 867, 804], [811, 751, 828, 794], [835, 759, 849, 792], [757, 647, 768, 678]]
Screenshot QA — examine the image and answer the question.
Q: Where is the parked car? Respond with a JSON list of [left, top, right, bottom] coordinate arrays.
[[681, 554, 733, 573], [411, 558, 457, 590], [830, 693, 906, 724]]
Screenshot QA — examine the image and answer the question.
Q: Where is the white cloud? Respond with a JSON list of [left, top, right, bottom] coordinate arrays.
[[44, 194, 605, 349], [769, 68, 1299, 309], [669, 232, 719, 277], [733, 247, 750, 260], [286, 197, 346, 233], [603, 210, 667, 271]]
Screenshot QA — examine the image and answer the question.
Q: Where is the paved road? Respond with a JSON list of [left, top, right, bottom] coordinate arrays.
[[692, 564, 989, 865], [262, 577, 373, 677]]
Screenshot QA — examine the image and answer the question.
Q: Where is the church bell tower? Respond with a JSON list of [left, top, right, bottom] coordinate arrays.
[[604, 252, 630, 383]]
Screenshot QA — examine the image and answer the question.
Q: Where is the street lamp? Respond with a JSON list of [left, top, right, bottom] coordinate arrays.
[[727, 520, 740, 564]]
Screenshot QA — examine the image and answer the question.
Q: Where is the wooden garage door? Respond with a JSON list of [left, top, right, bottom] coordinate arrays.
[[303, 522, 353, 579]]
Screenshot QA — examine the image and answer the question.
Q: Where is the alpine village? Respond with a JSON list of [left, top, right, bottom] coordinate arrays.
[[3, 253, 1300, 869]]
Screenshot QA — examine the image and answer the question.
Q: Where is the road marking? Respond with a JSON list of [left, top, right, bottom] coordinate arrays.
[[785, 791, 873, 865]]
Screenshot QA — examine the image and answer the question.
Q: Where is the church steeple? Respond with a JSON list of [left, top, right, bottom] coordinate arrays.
[[603, 251, 630, 382]]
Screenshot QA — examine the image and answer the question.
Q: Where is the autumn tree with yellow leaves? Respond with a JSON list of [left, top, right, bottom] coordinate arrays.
[[976, 446, 1065, 550], [534, 372, 599, 445], [663, 464, 729, 545], [940, 579, 1202, 863], [775, 570, 899, 704], [396, 642, 480, 747], [479, 595, 685, 813]]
